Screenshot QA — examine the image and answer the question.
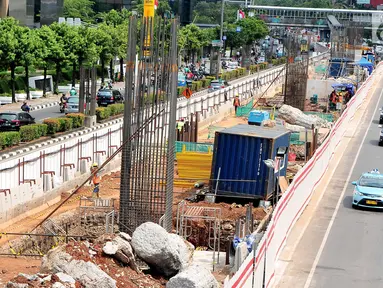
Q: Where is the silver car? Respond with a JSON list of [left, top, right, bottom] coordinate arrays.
[[208, 80, 229, 93], [64, 96, 80, 114]]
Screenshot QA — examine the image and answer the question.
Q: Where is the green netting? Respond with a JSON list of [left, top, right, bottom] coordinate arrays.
[[236, 99, 254, 117], [303, 112, 334, 122], [290, 132, 305, 145], [175, 141, 213, 153]]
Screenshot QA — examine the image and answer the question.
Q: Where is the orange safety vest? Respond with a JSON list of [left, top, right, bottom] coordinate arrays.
[[93, 174, 101, 185], [234, 98, 240, 107]]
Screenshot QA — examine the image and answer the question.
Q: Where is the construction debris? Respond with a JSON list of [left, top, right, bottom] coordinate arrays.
[[131, 222, 194, 277], [166, 264, 218, 288], [278, 104, 331, 129], [284, 123, 306, 132], [41, 245, 117, 288]]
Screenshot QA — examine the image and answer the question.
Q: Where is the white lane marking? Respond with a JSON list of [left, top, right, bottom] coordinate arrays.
[[303, 87, 383, 288]]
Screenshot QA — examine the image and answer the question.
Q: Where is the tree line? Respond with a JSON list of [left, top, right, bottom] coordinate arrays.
[[0, 3, 268, 103]]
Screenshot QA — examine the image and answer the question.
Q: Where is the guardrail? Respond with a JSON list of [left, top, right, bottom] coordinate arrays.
[[224, 57, 379, 288]]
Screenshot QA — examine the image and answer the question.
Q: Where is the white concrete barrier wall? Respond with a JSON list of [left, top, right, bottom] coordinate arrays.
[[226, 61, 380, 288]]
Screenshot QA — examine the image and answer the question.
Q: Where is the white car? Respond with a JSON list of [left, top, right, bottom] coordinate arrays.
[[226, 62, 241, 71]]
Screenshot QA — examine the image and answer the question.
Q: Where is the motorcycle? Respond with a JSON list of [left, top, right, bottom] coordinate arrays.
[[59, 100, 66, 113], [21, 105, 30, 113]]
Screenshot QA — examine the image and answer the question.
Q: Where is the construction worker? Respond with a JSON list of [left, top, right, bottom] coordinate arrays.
[[233, 94, 241, 115], [89, 163, 101, 198], [177, 118, 185, 132]]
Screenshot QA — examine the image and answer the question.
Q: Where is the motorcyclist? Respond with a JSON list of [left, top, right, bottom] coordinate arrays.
[[69, 86, 77, 97], [60, 93, 68, 112], [60, 93, 68, 103], [21, 101, 30, 113]]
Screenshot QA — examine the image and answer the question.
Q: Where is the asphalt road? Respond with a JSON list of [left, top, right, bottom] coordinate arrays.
[[30, 105, 63, 122], [307, 86, 383, 287], [276, 80, 383, 288]]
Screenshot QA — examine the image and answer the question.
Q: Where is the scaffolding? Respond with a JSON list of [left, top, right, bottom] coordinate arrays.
[[176, 200, 221, 271], [283, 32, 310, 111]]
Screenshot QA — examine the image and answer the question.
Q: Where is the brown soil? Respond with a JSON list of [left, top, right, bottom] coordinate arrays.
[[0, 257, 41, 286], [198, 115, 248, 143], [65, 241, 165, 288]]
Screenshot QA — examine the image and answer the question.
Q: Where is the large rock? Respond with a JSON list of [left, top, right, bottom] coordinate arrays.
[[278, 104, 331, 129], [131, 222, 194, 277], [166, 264, 218, 288], [41, 246, 116, 288]]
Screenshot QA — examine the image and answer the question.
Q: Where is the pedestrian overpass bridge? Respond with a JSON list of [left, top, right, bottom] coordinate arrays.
[[248, 5, 383, 28]]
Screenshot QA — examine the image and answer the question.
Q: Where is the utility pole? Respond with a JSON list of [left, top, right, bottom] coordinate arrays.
[[216, 0, 225, 79]]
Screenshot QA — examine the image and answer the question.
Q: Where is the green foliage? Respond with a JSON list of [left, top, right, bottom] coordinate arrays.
[[63, 0, 95, 22], [43, 118, 60, 134], [193, 2, 238, 24], [178, 24, 215, 56], [57, 118, 73, 132], [15, 67, 24, 74], [19, 124, 47, 142], [96, 107, 111, 121], [235, 18, 269, 46], [96, 104, 124, 121], [0, 132, 20, 150], [66, 113, 85, 128]]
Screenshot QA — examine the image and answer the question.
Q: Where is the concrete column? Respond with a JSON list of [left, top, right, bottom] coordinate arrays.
[[63, 167, 70, 182], [43, 174, 52, 192], [80, 160, 88, 174]]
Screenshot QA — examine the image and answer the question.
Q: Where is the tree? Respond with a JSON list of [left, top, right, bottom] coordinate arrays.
[[49, 23, 72, 93], [225, 24, 243, 56], [66, 25, 98, 86], [235, 18, 269, 47], [115, 20, 129, 81], [93, 24, 114, 83], [0, 17, 23, 103], [178, 24, 214, 62], [35, 26, 63, 97], [20, 28, 43, 100], [63, 0, 95, 22], [193, 1, 238, 25]]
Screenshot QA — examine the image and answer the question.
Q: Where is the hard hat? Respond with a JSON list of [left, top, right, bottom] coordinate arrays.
[[92, 163, 98, 167], [235, 94, 239, 97]]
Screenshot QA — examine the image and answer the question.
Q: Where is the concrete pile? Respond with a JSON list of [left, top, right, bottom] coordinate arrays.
[[7, 222, 218, 288], [278, 104, 332, 129]]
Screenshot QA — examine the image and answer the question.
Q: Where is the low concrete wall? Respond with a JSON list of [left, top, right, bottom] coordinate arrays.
[[0, 150, 121, 226]]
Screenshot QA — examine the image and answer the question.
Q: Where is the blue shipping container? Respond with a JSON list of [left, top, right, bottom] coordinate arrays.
[[210, 124, 291, 199]]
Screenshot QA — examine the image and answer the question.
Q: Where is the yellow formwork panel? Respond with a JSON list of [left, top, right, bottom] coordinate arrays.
[[176, 146, 213, 180]]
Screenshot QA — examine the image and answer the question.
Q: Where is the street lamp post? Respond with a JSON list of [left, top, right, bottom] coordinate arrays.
[[216, 0, 225, 79]]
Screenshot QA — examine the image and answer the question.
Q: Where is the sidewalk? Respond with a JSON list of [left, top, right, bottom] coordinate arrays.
[[0, 81, 125, 113]]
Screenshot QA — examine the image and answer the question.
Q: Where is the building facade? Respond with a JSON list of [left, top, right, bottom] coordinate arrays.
[[5, 0, 63, 27]]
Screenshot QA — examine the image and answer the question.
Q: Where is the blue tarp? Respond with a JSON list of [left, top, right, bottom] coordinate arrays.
[[356, 57, 373, 67], [332, 83, 354, 90]]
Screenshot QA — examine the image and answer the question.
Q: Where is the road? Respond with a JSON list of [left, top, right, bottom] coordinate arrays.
[[275, 79, 383, 288], [30, 105, 62, 122]]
